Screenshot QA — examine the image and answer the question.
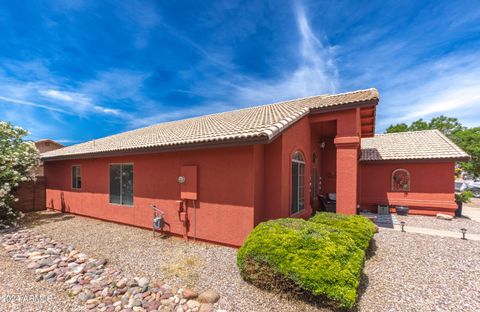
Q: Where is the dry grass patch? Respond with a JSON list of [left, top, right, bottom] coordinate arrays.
[[162, 254, 203, 288]]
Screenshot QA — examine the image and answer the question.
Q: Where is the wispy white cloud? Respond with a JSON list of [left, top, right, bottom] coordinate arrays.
[[93, 106, 121, 115], [39, 89, 78, 102], [128, 3, 338, 128], [39, 88, 121, 115], [226, 3, 337, 102], [0, 60, 135, 141], [53, 138, 81, 144], [0, 95, 69, 114], [376, 51, 480, 130], [0, 62, 128, 119], [127, 101, 232, 128]]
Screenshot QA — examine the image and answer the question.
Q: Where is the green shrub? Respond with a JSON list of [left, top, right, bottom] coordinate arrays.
[[309, 212, 377, 250], [237, 218, 367, 309], [455, 191, 474, 203]]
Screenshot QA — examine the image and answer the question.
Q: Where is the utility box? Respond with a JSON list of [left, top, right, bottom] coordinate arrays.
[[377, 205, 390, 215], [180, 165, 198, 200]]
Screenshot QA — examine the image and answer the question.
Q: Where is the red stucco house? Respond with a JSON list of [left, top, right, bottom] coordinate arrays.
[[41, 89, 469, 246]]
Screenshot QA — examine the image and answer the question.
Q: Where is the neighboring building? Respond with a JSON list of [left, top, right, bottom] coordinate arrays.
[[40, 89, 469, 246], [34, 139, 64, 176], [14, 139, 62, 213]]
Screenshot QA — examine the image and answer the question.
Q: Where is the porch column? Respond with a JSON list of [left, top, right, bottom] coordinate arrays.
[[334, 136, 360, 215]]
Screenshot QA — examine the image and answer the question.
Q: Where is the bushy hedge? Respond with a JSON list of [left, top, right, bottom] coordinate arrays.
[[309, 212, 377, 250], [237, 214, 376, 309], [0, 121, 39, 228]]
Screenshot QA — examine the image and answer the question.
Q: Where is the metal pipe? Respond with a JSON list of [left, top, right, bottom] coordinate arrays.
[[193, 199, 196, 242], [183, 199, 188, 242]]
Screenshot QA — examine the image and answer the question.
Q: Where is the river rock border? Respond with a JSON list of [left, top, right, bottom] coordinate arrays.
[[0, 230, 220, 312]]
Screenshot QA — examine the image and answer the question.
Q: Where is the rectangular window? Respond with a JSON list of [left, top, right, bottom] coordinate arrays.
[[109, 164, 134, 206], [72, 165, 81, 189]]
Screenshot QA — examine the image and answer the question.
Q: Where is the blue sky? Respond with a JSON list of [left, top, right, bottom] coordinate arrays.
[[0, 0, 479, 144]]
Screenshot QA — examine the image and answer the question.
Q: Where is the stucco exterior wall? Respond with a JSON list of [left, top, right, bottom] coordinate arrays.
[[45, 145, 256, 246], [43, 110, 366, 246], [359, 161, 457, 215], [280, 116, 313, 219], [261, 116, 313, 222]]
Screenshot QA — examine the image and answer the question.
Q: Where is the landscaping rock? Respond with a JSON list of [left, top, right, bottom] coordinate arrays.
[[144, 300, 160, 311], [436, 213, 454, 220], [78, 290, 95, 302], [71, 284, 83, 295], [182, 289, 198, 299], [0, 229, 218, 312], [117, 277, 128, 288], [160, 299, 171, 306], [27, 261, 41, 269], [197, 290, 220, 304], [137, 276, 149, 288], [198, 303, 214, 312], [37, 257, 53, 267], [186, 299, 200, 310], [155, 278, 163, 288]]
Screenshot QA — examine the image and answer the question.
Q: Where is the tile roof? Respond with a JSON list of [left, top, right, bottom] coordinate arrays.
[[360, 130, 470, 161], [41, 88, 378, 160]]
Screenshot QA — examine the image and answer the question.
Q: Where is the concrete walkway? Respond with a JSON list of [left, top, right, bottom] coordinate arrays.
[[381, 224, 480, 241], [463, 206, 480, 222]]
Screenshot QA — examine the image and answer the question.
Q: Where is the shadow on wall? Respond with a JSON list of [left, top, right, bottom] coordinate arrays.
[[60, 192, 71, 213], [49, 192, 71, 213]]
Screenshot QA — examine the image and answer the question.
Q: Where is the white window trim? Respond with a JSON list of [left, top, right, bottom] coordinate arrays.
[[291, 152, 306, 216], [109, 163, 134, 207], [71, 165, 81, 190]]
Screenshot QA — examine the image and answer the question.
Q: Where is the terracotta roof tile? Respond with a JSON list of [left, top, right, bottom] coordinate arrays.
[[42, 88, 378, 160], [360, 130, 470, 161]]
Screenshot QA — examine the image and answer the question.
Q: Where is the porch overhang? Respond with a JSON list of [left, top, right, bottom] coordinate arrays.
[[309, 99, 378, 138], [360, 105, 376, 138]]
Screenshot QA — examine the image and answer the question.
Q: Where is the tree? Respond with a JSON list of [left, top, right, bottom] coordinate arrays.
[[409, 118, 430, 131], [0, 121, 40, 228], [385, 116, 479, 177], [385, 115, 464, 138], [429, 115, 465, 137], [452, 127, 480, 177], [386, 123, 409, 133]]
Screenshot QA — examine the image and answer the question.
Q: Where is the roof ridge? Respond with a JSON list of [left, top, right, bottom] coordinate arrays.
[[372, 129, 439, 137], [101, 93, 332, 137], [322, 88, 378, 99], [432, 129, 470, 157], [104, 88, 378, 135]]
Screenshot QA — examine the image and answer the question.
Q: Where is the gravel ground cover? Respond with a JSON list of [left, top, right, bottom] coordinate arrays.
[[396, 214, 480, 234], [19, 212, 327, 312], [359, 229, 480, 312], [10, 211, 480, 312], [1, 230, 219, 312], [0, 245, 85, 312]]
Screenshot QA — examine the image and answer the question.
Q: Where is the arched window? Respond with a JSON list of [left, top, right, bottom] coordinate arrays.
[[291, 151, 305, 214], [392, 169, 410, 192]]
